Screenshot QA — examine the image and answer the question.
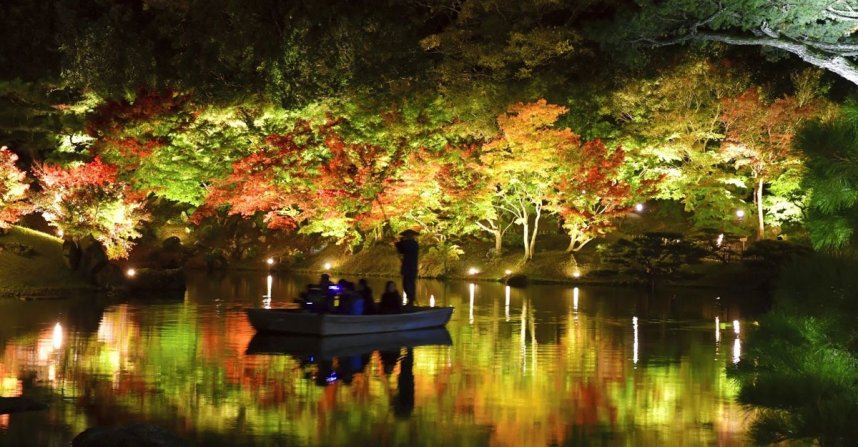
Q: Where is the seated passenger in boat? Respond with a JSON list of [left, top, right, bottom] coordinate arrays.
[[338, 281, 366, 315], [357, 278, 376, 314], [378, 281, 403, 314]]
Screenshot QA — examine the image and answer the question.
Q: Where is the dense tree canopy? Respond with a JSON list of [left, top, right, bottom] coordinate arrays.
[[0, 0, 854, 261]]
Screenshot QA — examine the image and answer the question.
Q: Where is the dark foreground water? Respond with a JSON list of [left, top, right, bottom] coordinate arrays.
[[0, 272, 757, 446]]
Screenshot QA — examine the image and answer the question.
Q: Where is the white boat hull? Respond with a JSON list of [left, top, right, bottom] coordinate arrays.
[[245, 307, 454, 335]]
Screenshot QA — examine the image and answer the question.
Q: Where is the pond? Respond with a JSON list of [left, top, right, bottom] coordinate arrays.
[[0, 272, 758, 446]]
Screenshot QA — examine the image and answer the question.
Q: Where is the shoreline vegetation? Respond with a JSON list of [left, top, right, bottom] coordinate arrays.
[[1, 222, 777, 299]]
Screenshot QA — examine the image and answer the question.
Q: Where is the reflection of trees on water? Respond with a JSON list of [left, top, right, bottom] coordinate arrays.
[[0, 276, 755, 445]]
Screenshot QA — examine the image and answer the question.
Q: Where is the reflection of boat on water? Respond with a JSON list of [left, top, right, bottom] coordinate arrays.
[[246, 327, 452, 359], [245, 306, 454, 335]]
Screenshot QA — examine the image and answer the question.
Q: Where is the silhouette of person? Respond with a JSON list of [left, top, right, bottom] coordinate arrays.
[[357, 278, 376, 314], [380, 349, 400, 376], [395, 229, 419, 307], [379, 281, 403, 314]]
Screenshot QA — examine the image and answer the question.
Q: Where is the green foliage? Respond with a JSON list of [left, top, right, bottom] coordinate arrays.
[[609, 0, 858, 85], [741, 240, 811, 274], [600, 232, 707, 289], [797, 104, 858, 251], [605, 58, 751, 231], [732, 255, 858, 445], [0, 147, 30, 229]]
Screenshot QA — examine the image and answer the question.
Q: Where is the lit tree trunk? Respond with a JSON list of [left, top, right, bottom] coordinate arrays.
[[756, 177, 765, 240], [520, 201, 531, 260], [494, 230, 503, 255], [566, 236, 576, 253], [528, 201, 542, 259], [522, 219, 530, 260], [475, 218, 507, 257]]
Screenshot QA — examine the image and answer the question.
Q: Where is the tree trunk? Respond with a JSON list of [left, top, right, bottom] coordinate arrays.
[[528, 203, 542, 259], [522, 219, 530, 260], [756, 177, 765, 240], [494, 230, 503, 255], [566, 236, 576, 253]]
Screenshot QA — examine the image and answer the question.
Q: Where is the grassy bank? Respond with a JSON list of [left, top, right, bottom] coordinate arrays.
[[0, 226, 93, 297]]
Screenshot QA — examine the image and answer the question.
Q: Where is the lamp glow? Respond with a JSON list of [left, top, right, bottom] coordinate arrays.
[[504, 269, 512, 275], [266, 257, 275, 265], [323, 262, 332, 271], [572, 269, 581, 278], [634, 203, 644, 212], [126, 268, 136, 278], [429, 294, 435, 307], [736, 209, 746, 218], [468, 267, 479, 275]]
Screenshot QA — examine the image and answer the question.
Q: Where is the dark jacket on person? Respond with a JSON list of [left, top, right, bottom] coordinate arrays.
[[379, 291, 402, 314], [359, 287, 376, 314], [395, 238, 419, 277]]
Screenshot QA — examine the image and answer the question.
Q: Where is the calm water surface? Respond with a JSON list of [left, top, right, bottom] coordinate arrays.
[[0, 272, 757, 446]]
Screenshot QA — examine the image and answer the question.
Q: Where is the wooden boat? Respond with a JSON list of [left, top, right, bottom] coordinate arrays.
[[246, 327, 452, 359], [245, 306, 454, 336]]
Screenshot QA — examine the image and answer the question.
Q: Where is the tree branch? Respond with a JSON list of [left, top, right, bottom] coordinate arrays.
[[651, 31, 858, 87]]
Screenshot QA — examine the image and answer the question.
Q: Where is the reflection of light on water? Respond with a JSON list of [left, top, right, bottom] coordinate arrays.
[[48, 364, 56, 382], [263, 275, 273, 309], [733, 338, 741, 364], [52, 322, 63, 350], [520, 300, 527, 373], [469, 283, 475, 324], [733, 319, 740, 335], [504, 286, 510, 322], [632, 316, 639, 366], [573, 287, 579, 312], [0, 377, 21, 397], [715, 316, 721, 344], [403, 292, 408, 306], [429, 294, 435, 307]]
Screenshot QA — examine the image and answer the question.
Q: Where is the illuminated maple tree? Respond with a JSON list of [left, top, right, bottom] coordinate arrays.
[[0, 146, 30, 230], [720, 85, 827, 239], [482, 100, 579, 260], [551, 139, 657, 252], [33, 157, 149, 259]]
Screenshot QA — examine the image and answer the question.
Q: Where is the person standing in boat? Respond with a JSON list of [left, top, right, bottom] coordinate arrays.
[[394, 229, 419, 306]]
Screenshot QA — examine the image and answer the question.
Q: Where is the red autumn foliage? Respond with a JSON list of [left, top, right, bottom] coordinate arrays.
[[551, 139, 659, 251], [193, 118, 406, 235], [85, 89, 192, 137], [33, 157, 149, 259]]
